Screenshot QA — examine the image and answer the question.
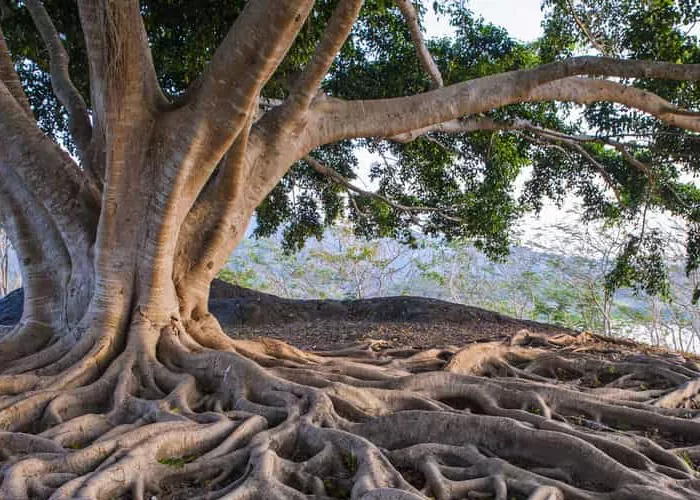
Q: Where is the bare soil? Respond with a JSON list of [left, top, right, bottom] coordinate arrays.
[[209, 279, 683, 360]]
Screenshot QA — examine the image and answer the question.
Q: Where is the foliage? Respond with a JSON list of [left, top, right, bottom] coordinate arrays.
[[157, 455, 197, 468], [220, 223, 421, 299], [224, 213, 700, 351], [216, 268, 260, 292], [539, 0, 700, 299], [3, 0, 700, 300]]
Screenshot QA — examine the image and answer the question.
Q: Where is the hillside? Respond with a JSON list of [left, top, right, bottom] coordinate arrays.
[[222, 223, 698, 352], [2, 279, 574, 349]]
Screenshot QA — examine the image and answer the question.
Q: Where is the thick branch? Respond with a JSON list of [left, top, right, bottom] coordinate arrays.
[[197, 58, 700, 270], [391, 117, 503, 143], [76, 0, 164, 129], [395, 0, 443, 88], [171, 0, 316, 167], [527, 77, 700, 130], [0, 27, 31, 116], [0, 81, 99, 261], [0, 165, 71, 328], [314, 58, 700, 145], [288, 0, 364, 112], [25, 0, 92, 157], [174, 123, 255, 317]]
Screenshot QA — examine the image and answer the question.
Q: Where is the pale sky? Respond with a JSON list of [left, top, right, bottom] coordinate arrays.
[[425, 0, 544, 42]]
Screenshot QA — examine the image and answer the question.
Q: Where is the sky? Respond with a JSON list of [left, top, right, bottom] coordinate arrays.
[[425, 0, 544, 42]]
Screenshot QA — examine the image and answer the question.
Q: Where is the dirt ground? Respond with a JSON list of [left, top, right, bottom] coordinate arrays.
[[209, 279, 688, 362]]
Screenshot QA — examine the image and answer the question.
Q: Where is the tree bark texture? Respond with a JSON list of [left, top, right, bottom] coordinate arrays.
[[2, 2, 700, 498]]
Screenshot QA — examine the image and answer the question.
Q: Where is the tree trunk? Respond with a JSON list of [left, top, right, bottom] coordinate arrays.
[[3, 136, 700, 500], [3, 3, 700, 498]]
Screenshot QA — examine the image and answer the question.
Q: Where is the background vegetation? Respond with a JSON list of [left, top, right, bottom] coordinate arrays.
[[216, 210, 700, 353]]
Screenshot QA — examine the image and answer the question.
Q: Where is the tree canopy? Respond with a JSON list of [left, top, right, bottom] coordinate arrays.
[[4, 2, 700, 498], [4, 0, 700, 300]]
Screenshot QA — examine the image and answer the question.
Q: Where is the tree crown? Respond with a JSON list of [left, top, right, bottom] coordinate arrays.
[[3, 0, 700, 299]]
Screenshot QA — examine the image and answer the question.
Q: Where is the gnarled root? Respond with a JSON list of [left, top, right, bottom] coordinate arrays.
[[1, 320, 700, 499]]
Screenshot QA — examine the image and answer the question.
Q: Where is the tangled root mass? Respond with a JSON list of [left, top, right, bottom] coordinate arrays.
[[2, 315, 700, 500]]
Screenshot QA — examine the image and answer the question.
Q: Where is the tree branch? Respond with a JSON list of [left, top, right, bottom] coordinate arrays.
[[76, 0, 165, 128], [525, 132, 624, 205], [174, 129, 255, 316], [0, 27, 32, 116], [511, 121, 655, 179], [391, 117, 502, 143], [395, 0, 443, 88], [171, 0, 316, 169], [303, 155, 462, 222], [565, 0, 611, 55], [239, 58, 700, 240], [0, 164, 71, 327], [527, 77, 700, 130], [0, 81, 99, 261], [288, 0, 364, 113], [313, 57, 700, 146], [25, 0, 92, 157]]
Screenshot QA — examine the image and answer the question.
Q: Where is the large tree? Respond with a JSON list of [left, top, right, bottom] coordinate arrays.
[[2, 0, 700, 498]]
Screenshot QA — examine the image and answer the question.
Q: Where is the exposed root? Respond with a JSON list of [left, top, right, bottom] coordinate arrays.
[[1, 320, 700, 499]]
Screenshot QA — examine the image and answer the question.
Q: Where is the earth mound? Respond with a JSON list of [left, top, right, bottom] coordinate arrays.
[[3, 278, 571, 349]]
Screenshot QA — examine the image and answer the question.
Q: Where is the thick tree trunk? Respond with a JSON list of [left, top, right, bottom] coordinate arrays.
[[4, 2, 700, 497], [3, 153, 700, 499]]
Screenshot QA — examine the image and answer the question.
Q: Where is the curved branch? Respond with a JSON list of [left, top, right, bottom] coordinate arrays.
[[393, 114, 625, 206], [451, 118, 690, 213], [0, 81, 99, 262], [395, 0, 443, 88], [0, 165, 71, 329], [287, 0, 364, 114], [526, 77, 700, 130], [0, 27, 31, 116], [25, 0, 92, 158], [398, 116, 660, 181], [312, 56, 700, 144], [303, 155, 462, 222]]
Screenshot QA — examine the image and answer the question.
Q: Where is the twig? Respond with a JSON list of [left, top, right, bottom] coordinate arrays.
[[303, 155, 463, 223]]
